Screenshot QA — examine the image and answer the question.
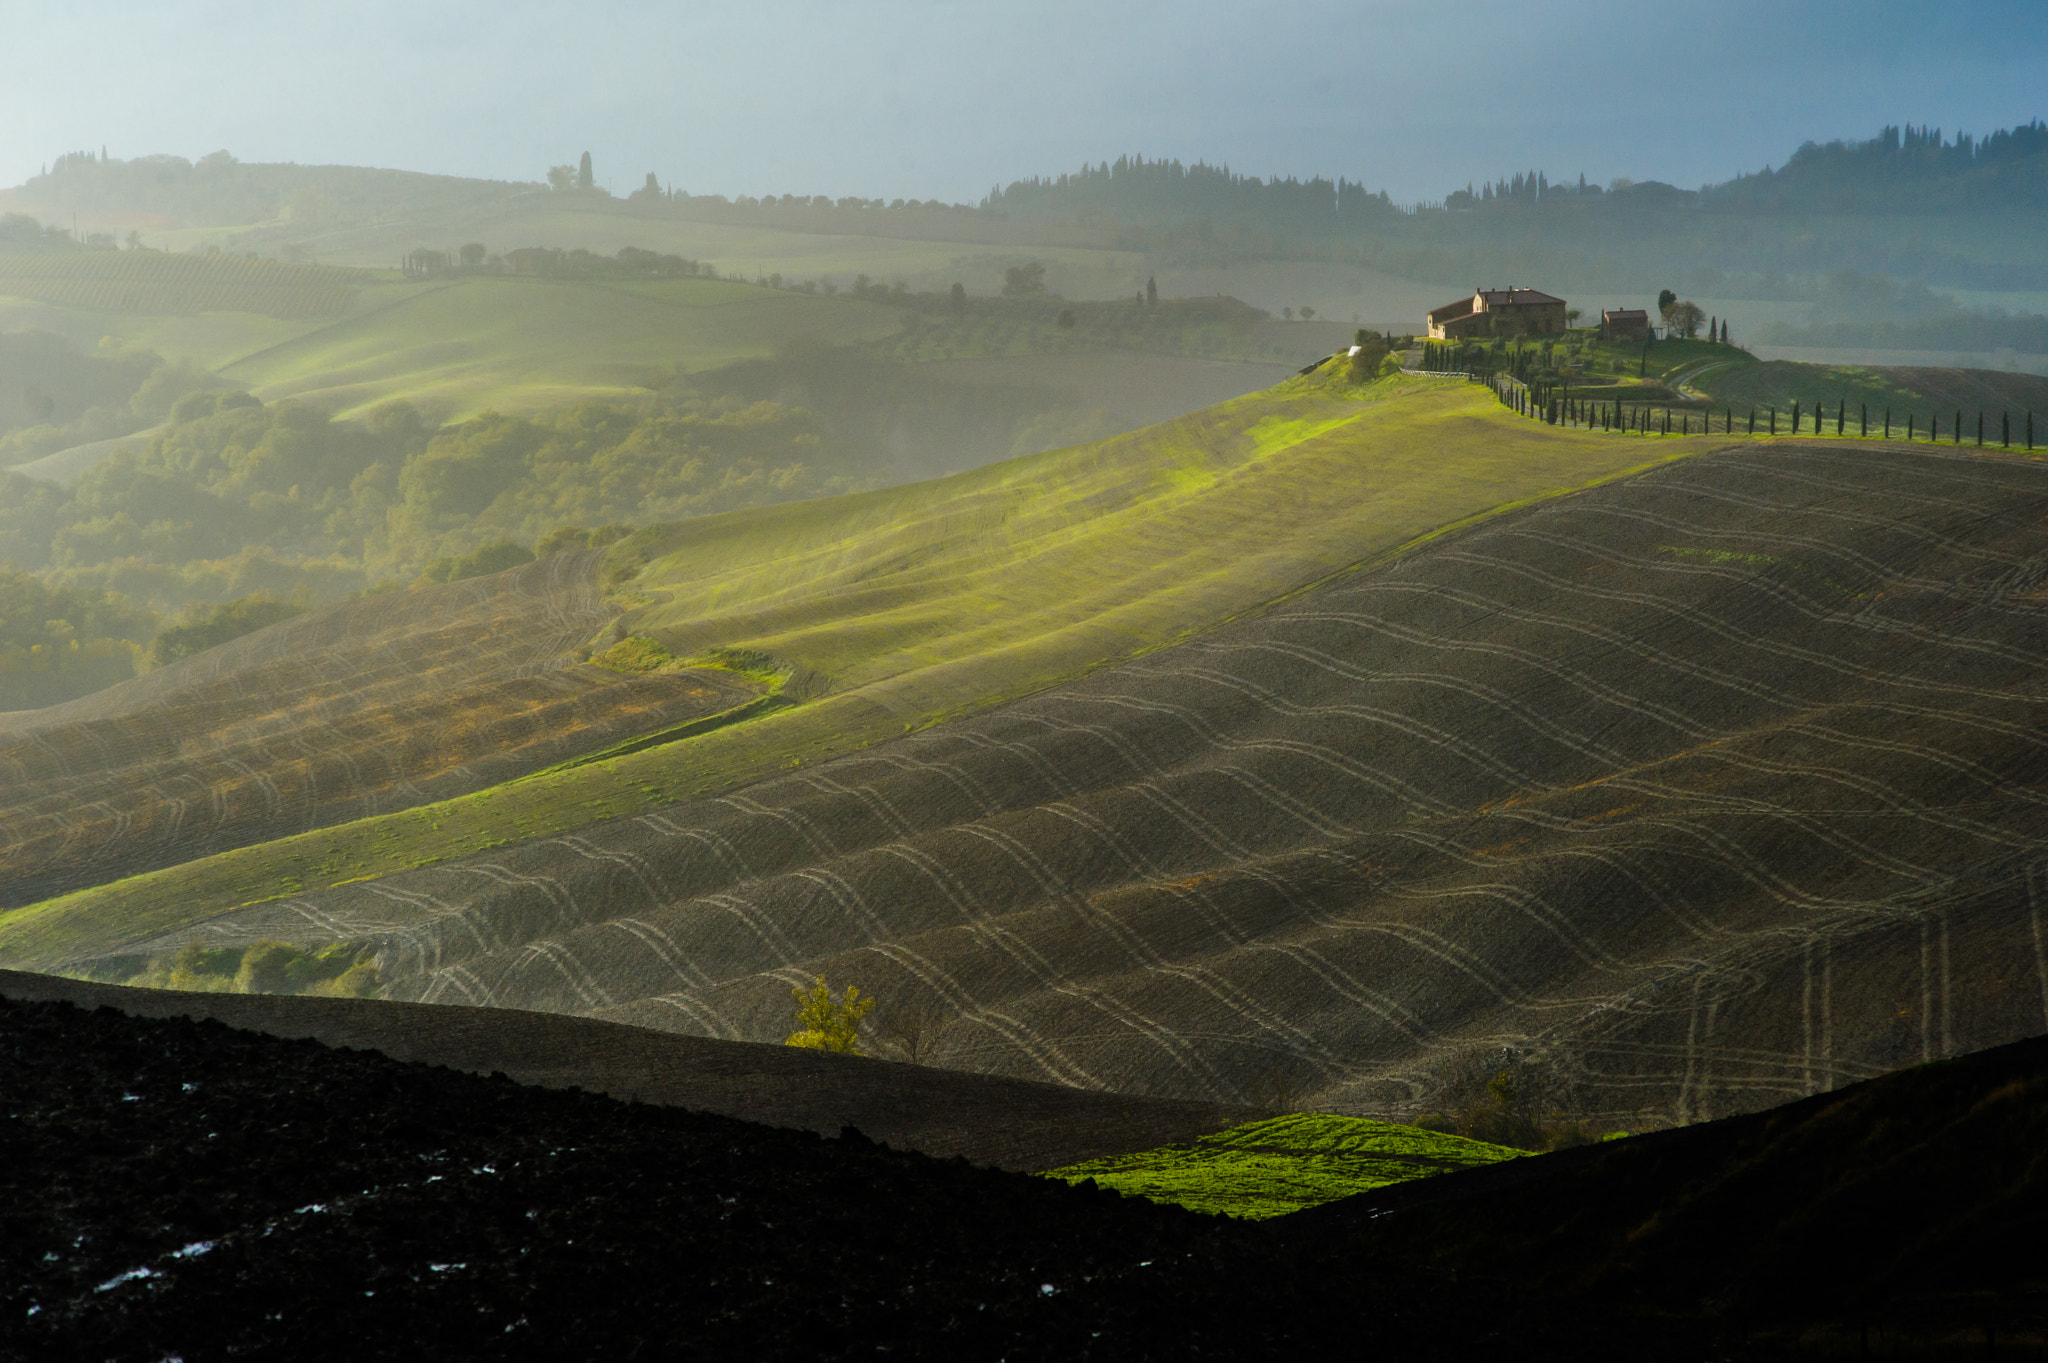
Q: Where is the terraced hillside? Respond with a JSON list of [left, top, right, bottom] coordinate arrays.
[[35, 435, 2048, 1128], [0, 548, 758, 912], [1, 373, 1685, 959]]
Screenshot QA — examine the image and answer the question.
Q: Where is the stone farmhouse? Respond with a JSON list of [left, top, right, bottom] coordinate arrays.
[[1600, 308, 1650, 342], [1427, 287, 1568, 339]]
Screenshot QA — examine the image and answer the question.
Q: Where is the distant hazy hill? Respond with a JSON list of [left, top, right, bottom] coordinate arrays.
[[2, 149, 526, 233], [1709, 122, 2048, 212]]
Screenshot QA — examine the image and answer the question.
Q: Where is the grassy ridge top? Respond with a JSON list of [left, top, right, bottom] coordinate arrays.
[[0, 369, 1703, 965], [1043, 1113, 1527, 1218], [221, 275, 904, 421]]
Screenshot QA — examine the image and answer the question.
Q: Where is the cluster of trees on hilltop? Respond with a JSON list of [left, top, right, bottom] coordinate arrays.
[[1708, 123, 2048, 212], [980, 124, 2048, 235], [1442, 171, 1606, 210], [984, 154, 1402, 228], [961, 124, 2048, 294], [0, 211, 97, 251]]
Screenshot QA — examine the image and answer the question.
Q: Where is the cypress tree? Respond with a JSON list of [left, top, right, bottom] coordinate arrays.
[[1977, 411, 1984, 446], [1837, 400, 1845, 435], [1884, 407, 1890, 438], [1860, 404, 1868, 437], [2003, 411, 2010, 447], [1749, 407, 1755, 434], [1791, 400, 1800, 433], [1955, 410, 1962, 445], [1770, 408, 1777, 435], [1146, 275, 1158, 306]]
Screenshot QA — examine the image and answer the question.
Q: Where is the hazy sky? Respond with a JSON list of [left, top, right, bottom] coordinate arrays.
[[5, 0, 2045, 203]]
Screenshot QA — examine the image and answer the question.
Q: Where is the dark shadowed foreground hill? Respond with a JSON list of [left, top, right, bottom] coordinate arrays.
[[0, 968, 1251, 1171], [5, 990, 2047, 1359], [1282, 1026, 2048, 1353]]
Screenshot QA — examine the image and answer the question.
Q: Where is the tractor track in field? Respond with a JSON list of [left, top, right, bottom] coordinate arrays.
[[82, 440, 2048, 1127], [0, 548, 759, 909]]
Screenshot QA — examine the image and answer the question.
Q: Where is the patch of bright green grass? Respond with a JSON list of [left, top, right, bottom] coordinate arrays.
[[0, 368, 1713, 967], [1044, 1113, 1528, 1220]]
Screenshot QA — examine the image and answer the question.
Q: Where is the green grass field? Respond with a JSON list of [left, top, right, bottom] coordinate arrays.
[[218, 275, 905, 420], [1042, 1113, 1527, 1219], [0, 366, 1713, 967]]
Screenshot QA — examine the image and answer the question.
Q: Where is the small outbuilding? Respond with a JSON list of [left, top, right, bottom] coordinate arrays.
[[1427, 287, 1568, 340], [1600, 309, 1650, 343]]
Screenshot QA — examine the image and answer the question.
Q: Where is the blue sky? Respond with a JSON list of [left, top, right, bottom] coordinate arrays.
[[4, 0, 2045, 202]]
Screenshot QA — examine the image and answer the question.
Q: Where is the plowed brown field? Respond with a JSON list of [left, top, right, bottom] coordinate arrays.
[[77, 441, 2048, 1128], [0, 549, 756, 910], [1878, 364, 2048, 415]]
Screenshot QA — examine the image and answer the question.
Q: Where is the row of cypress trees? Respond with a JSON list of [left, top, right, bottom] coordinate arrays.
[[1480, 372, 2039, 451]]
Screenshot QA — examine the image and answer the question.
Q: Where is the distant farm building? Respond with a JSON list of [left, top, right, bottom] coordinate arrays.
[[1601, 308, 1650, 343], [1427, 287, 1568, 339]]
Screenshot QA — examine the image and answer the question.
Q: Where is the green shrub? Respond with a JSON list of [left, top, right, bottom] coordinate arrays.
[[590, 634, 677, 674], [785, 975, 875, 1053], [535, 524, 590, 556], [419, 538, 535, 584], [145, 593, 303, 669], [1347, 340, 1389, 382], [147, 938, 378, 997], [233, 940, 299, 993]]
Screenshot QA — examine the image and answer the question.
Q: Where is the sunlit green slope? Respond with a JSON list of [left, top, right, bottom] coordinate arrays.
[[220, 275, 903, 420], [0, 368, 1701, 962], [1043, 1114, 1527, 1219]]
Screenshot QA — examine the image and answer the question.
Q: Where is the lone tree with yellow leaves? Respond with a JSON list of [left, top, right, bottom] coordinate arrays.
[[785, 975, 875, 1053]]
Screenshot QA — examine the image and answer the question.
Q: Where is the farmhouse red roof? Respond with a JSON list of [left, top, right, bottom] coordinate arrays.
[[1475, 288, 1563, 306]]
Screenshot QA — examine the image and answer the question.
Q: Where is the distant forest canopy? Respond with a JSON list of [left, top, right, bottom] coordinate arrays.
[[8, 121, 2048, 321], [983, 155, 1404, 223], [1711, 122, 2048, 211], [16, 147, 522, 229], [980, 124, 2048, 227]]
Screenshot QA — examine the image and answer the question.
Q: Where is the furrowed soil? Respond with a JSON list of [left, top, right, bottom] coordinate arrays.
[[1873, 365, 2048, 415], [7, 375, 1683, 961], [49, 436, 2048, 1127], [0, 548, 758, 912], [6, 986, 2045, 1359]]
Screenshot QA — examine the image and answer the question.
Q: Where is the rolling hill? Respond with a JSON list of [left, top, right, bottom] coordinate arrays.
[[7, 363, 2045, 1133], [217, 274, 904, 419], [0, 547, 759, 911], [0, 370, 1680, 965]]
